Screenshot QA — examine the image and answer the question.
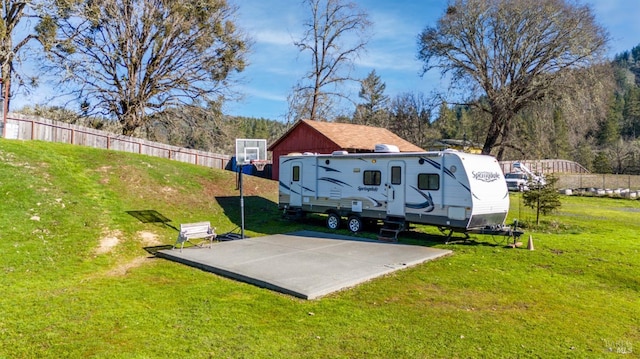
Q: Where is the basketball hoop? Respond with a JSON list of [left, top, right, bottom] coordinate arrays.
[[234, 138, 268, 240], [252, 160, 269, 171]]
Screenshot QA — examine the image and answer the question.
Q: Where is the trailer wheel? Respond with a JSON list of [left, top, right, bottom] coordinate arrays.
[[326, 213, 341, 230], [347, 216, 363, 233]]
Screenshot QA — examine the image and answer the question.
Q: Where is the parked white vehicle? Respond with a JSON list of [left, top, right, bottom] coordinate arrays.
[[505, 172, 529, 191], [505, 162, 546, 191], [278, 146, 510, 239]]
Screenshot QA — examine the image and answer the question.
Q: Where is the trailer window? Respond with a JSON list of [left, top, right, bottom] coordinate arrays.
[[391, 166, 402, 185], [418, 174, 439, 190], [293, 166, 300, 182], [363, 170, 381, 186]]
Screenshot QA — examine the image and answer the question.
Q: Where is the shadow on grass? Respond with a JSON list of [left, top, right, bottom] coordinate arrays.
[[395, 227, 522, 248], [126, 210, 180, 254], [212, 198, 519, 249], [143, 244, 175, 255], [215, 196, 283, 235], [280, 214, 475, 248], [126, 210, 178, 231]]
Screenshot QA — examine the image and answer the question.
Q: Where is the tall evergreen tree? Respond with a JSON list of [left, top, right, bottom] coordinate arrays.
[[574, 140, 595, 171], [550, 108, 570, 159], [623, 87, 640, 138], [434, 102, 457, 139], [353, 70, 389, 126], [598, 95, 622, 146], [593, 151, 612, 174]]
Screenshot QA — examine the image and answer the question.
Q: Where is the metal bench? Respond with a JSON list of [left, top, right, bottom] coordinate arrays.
[[173, 221, 217, 252]]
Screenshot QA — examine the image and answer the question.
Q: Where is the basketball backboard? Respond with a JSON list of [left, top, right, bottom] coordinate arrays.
[[235, 138, 267, 165]]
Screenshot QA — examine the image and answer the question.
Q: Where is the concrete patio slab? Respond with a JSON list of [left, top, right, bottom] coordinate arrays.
[[156, 230, 451, 299]]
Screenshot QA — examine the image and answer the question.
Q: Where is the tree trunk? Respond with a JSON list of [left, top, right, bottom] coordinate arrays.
[[482, 113, 502, 156], [482, 107, 515, 160], [121, 114, 139, 136]]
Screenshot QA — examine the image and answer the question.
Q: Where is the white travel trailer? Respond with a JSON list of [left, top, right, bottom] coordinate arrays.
[[278, 146, 510, 240]]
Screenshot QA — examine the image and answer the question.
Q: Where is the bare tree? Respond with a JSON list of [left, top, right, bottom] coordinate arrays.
[[293, 0, 371, 121], [418, 0, 608, 159], [47, 0, 248, 135], [0, 1, 58, 115], [286, 81, 333, 124], [388, 92, 437, 149]]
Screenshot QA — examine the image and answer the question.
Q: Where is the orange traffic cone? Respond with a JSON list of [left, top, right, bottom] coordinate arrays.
[[527, 235, 534, 251]]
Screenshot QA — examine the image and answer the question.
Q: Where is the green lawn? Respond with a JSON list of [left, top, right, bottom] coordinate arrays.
[[0, 139, 638, 358]]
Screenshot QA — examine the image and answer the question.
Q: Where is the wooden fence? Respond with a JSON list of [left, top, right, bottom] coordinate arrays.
[[1, 113, 230, 170], [555, 173, 640, 191], [498, 160, 640, 190]]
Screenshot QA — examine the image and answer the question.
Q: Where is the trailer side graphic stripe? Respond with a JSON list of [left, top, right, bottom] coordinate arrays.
[[367, 197, 383, 207], [279, 181, 290, 191], [279, 181, 315, 196], [421, 157, 457, 179], [407, 186, 435, 212], [458, 182, 471, 193], [318, 165, 340, 172], [319, 177, 352, 187], [279, 181, 300, 195]]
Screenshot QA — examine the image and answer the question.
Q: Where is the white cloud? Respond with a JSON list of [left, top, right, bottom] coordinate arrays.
[[253, 29, 296, 46], [355, 50, 421, 72], [239, 85, 288, 102]]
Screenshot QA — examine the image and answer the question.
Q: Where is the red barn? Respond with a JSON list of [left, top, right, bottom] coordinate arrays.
[[268, 120, 424, 180]]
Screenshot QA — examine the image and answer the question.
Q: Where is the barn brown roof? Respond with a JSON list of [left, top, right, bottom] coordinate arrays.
[[268, 119, 424, 152]]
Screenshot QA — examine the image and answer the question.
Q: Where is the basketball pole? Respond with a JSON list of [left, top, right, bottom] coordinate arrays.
[[234, 138, 266, 240], [239, 164, 245, 239]]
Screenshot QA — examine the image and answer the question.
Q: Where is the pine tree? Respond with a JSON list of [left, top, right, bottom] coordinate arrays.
[[522, 175, 561, 225], [550, 108, 570, 158], [623, 87, 640, 138], [599, 95, 622, 146], [434, 102, 458, 139], [593, 151, 612, 173], [353, 70, 389, 126]]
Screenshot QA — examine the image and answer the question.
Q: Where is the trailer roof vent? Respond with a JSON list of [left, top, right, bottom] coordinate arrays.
[[332, 150, 349, 155], [374, 144, 400, 153]]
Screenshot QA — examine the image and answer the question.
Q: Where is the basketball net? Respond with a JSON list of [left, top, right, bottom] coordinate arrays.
[[252, 160, 268, 171]]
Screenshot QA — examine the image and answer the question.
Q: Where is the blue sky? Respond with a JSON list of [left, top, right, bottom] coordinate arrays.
[[11, 1, 640, 122], [223, 0, 640, 121]]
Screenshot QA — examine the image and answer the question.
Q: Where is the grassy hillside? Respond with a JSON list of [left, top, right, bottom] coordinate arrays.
[[1, 139, 638, 358]]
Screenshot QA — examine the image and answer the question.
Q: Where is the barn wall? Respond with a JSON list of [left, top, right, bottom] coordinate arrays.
[[270, 122, 339, 181]]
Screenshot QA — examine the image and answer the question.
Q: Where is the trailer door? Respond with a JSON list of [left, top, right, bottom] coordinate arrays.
[[290, 161, 303, 207], [387, 161, 405, 217]]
